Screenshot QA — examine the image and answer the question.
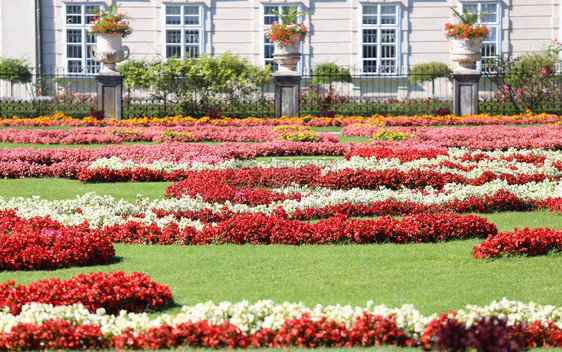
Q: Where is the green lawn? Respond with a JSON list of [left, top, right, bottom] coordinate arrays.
[[0, 136, 561, 350], [1, 239, 560, 318]]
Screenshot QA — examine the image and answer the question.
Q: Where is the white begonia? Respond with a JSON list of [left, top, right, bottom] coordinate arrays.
[[87, 148, 562, 181], [0, 299, 560, 338], [1, 176, 562, 230]]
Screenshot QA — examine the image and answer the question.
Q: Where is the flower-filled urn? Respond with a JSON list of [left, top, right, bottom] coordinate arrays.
[[265, 6, 311, 73], [88, 3, 132, 73], [445, 7, 489, 74]]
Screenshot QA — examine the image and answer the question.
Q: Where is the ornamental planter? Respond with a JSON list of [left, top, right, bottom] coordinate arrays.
[[273, 40, 302, 73], [450, 37, 482, 74], [90, 33, 130, 73]]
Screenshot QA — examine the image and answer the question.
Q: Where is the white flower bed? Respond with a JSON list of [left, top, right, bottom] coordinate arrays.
[[1, 176, 561, 228], [87, 148, 562, 179], [1, 299, 560, 338]]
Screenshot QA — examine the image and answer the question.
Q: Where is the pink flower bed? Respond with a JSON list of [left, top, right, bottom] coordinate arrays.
[[0, 126, 337, 145], [0, 313, 559, 350], [0, 210, 114, 271], [0, 141, 353, 179], [0, 271, 173, 315], [342, 125, 562, 150]]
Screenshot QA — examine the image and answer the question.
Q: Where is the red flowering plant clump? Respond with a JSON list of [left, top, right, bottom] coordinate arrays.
[[0, 319, 110, 350], [445, 7, 489, 39], [0, 210, 114, 271], [266, 22, 308, 47], [265, 5, 311, 48], [472, 227, 562, 259], [0, 271, 173, 315], [89, 3, 132, 37]]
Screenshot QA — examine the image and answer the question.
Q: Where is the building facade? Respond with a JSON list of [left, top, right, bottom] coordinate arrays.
[[0, 0, 560, 76]]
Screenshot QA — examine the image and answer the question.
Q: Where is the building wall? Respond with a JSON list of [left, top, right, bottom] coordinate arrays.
[[12, 0, 562, 72], [0, 0, 37, 65]]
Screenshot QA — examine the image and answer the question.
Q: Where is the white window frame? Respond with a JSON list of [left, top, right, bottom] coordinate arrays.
[[262, 4, 304, 73], [64, 3, 104, 75], [460, 2, 502, 71], [162, 4, 205, 59], [359, 3, 401, 75]]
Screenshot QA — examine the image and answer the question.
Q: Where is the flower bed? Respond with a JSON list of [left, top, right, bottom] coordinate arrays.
[[0, 209, 114, 271], [473, 227, 562, 258], [0, 141, 352, 179], [0, 271, 172, 315], [2, 111, 561, 127], [0, 299, 560, 350], [342, 124, 562, 150], [0, 125, 337, 145], [100, 212, 497, 245]]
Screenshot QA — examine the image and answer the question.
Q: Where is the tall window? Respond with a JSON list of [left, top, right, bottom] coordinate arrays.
[[263, 4, 303, 71], [164, 4, 204, 58], [461, 2, 501, 71], [361, 4, 400, 74], [65, 3, 102, 74]]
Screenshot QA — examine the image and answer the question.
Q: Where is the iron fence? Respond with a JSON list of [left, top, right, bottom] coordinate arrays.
[[1, 67, 561, 119]]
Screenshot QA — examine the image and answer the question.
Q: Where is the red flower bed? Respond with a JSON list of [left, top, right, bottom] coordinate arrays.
[[1, 314, 559, 350], [100, 212, 497, 245], [472, 227, 562, 259], [172, 174, 303, 206], [344, 146, 449, 162], [0, 319, 109, 350], [0, 210, 114, 271], [421, 314, 562, 351], [0, 271, 173, 315]]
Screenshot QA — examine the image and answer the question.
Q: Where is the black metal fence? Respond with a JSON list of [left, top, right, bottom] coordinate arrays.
[[1, 67, 561, 119]]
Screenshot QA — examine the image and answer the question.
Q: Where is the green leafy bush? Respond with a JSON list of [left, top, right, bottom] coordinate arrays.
[[0, 58, 32, 84], [486, 40, 562, 113], [311, 62, 352, 86], [118, 53, 272, 107], [408, 62, 452, 85]]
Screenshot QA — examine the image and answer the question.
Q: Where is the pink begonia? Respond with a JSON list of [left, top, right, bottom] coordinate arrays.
[[517, 88, 523, 94], [0, 126, 337, 145], [342, 124, 562, 151], [541, 67, 548, 74], [503, 84, 510, 90]]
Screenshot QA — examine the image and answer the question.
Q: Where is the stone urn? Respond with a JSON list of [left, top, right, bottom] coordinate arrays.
[[273, 40, 302, 73], [90, 33, 130, 73], [450, 37, 482, 74]]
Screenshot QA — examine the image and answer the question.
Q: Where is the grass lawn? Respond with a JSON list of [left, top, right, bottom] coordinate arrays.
[[1, 133, 561, 351], [1, 178, 561, 319], [1, 239, 560, 318]]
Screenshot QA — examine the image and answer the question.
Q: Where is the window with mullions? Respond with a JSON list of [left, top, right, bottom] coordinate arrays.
[[65, 3, 103, 74], [263, 4, 304, 71], [164, 4, 204, 58], [461, 2, 501, 71], [361, 4, 400, 74]]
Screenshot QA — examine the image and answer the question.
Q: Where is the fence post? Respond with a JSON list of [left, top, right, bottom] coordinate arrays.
[[453, 73, 480, 116], [274, 71, 301, 118], [95, 72, 123, 120]]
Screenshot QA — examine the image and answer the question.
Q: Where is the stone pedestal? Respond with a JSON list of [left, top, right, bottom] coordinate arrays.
[[453, 73, 480, 116], [96, 72, 123, 120], [274, 72, 301, 118]]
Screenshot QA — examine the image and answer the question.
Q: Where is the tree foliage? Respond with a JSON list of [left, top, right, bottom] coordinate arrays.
[[0, 58, 32, 85], [311, 62, 352, 86], [117, 53, 272, 105]]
